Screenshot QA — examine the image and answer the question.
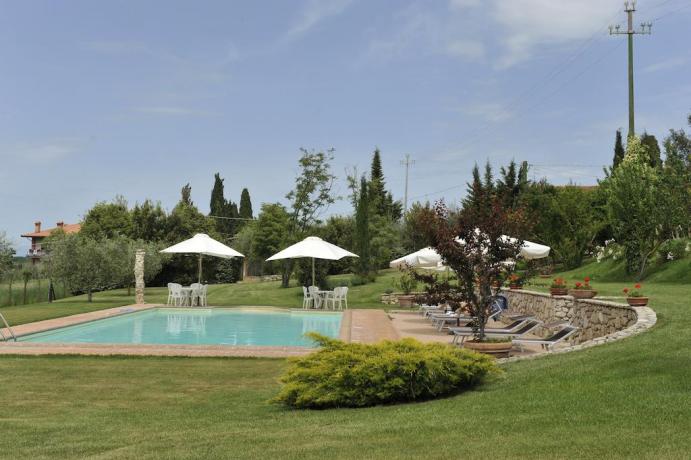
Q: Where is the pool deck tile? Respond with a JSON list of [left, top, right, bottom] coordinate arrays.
[[348, 309, 399, 343]]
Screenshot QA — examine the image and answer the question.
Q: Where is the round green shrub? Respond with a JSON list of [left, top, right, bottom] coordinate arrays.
[[272, 333, 500, 409]]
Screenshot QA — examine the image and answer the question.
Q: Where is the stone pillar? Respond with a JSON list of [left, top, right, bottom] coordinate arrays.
[[135, 249, 146, 305]]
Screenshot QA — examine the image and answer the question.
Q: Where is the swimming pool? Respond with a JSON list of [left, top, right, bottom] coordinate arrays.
[[20, 308, 342, 347]]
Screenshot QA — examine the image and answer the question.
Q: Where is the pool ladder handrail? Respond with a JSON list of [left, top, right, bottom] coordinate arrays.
[[0, 312, 17, 342]]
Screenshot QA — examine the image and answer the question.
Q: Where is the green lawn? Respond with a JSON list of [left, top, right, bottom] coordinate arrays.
[[0, 262, 690, 458]]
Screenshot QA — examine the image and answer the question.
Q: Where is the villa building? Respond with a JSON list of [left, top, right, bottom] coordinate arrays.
[[21, 221, 81, 264]]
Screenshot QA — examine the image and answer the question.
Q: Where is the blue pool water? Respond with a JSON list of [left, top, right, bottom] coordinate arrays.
[[21, 308, 342, 347]]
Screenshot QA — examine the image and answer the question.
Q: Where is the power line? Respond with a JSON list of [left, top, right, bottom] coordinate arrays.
[[443, 6, 623, 157], [208, 215, 255, 221]]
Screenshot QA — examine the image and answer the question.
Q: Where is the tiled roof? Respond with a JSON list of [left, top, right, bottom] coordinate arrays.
[[22, 223, 82, 238]]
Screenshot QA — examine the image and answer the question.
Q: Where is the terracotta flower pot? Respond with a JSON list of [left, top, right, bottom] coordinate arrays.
[[626, 297, 649, 306], [397, 294, 416, 308], [463, 340, 512, 357], [550, 288, 568, 296], [568, 289, 597, 299], [509, 284, 521, 290]]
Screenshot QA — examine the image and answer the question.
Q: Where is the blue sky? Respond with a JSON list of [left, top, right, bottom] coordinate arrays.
[[2, 0, 690, 252]]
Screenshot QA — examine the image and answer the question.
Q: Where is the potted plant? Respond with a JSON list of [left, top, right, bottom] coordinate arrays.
[[623, 283, 648, 306], [508, 274, 523, 289], [395, 270, 418, 307], [550, 277, 568, 296], [568, 277, 597, 299]]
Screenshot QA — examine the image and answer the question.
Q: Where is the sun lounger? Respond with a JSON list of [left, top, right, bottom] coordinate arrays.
[[451, 319, 543, 344], [512, 324, 579, 352], [429, 307, 505, 332]]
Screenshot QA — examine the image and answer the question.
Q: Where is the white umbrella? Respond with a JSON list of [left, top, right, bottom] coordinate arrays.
[[390, 236, 550, 269], [266, 236, 358, 287], [160, 233, 245, 283], [389, 247, 440, 269]]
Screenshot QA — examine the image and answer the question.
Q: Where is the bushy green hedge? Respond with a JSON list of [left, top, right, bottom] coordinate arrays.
[[273, 333, 499, 409]]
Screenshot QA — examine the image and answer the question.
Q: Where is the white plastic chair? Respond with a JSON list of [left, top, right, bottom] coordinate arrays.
[[302, 286, 314, 309], [167, 283, 174, 305], [198, 284, 208, 307], [308, 286, 321, 309], [168, 283, 185, 306], [189, 283, 203, 307], [340, 286, 349, 310]]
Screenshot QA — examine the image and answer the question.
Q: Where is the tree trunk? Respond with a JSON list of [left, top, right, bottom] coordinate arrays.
[[281, 260, 294, 288], [23, 281, 28, 305], [127, 284, 132, 296], [87, 289, 93, 303]]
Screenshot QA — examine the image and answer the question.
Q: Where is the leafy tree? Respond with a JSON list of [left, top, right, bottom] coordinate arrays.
[[239, 188, 253, 220], [319, 215, 355, 275], [286, 148, 337, 233], [282, 148, 337, 287], [400, 202, 436, 253], [353, 176, 371, 277], [48, 234, 128, 302], [131, 200, 168, 241], [81, 196, 132, 240], [369, 214, 401, 271], [21, 266, 32, 305], [252, 203, 291, 275], [604, 136, 671, 278], [612, 129, 625, 170], [422, 198, 530, 340], [166, 185, 214, 242], [0, 231, 15, 280]]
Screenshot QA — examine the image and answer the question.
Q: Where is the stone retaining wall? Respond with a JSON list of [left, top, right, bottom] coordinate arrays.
[[380, 292, 424, 305], [503, 289, 640, 344]]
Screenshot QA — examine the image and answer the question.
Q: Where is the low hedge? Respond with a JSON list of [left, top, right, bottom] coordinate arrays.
[[272, 333, 500, 409]]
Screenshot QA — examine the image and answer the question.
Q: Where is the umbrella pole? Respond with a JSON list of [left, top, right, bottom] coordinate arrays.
[[198, 254, 202, 284], [312, 258, 316, 288]]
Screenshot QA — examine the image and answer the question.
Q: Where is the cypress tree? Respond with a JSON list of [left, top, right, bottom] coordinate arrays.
[[613, 129, 625, 170], [181, 183, 193, 206], [209, 173, 237, 236], [368, 148, 402, 220], [239, 188, 253, 219], [640, 132, 662, 168], [371, 148, 384, 182], [463, 164, 483, 210], [210, 174, 225, 217], [354, 176, 371, 277]]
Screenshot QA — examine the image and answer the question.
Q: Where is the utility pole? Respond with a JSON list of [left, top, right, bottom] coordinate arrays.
[[400, 154, 415, 213], [609, 1, 652, 138]]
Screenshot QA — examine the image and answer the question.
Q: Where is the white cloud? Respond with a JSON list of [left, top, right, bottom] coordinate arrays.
[[446, 40, 485, 60], [643, 57, 688, 73], [133, 106, 216, 117], [286, 0, 354, 39], [491, 0, 622, 68], [3, 138, 85, 163]]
